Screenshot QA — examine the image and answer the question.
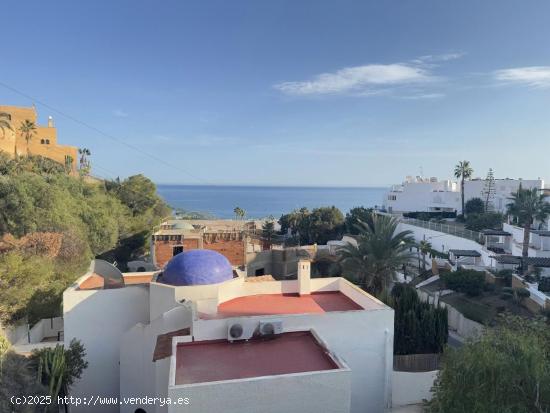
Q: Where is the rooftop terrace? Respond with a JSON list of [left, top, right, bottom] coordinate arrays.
[[214, 292, 365, 319], [174, 331, 340, 385]]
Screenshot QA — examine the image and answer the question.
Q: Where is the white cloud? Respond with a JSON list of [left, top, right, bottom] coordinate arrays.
[[113, 109, 129, 118], [414, 52, 465, 64], [274, 63, 434, 96], [398, 93, 445, 100], [494, 66, 550, 88]]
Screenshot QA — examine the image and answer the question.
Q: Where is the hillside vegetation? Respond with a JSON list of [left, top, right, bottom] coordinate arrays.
[[0, 154, 170, 324]]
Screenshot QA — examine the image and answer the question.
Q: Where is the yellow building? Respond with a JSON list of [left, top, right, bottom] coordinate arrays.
[[0, 105, 78, 172]]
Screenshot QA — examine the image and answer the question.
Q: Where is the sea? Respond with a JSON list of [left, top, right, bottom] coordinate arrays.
[[156, 185, 388, 219]]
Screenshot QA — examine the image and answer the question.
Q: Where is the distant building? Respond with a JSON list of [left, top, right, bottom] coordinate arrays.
[[63, 253, 394, 413], [151, 219, 267, 268], [383, 174, 543, 214], [384, 176, 460, 214], [0, 105, 78, 172]]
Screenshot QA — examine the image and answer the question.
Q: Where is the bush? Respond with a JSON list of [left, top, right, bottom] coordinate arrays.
[[464, 212, 504, 231], [514, 287, 530, 299], [483, 283, 496, 292], [403, 211, 456, 220], [465, 197, 485, 215], [427, 316, 550, 412], [539, 277, 550, 293], [382, 284, 448, 355], [442, 269, 486, 296], [495, 269, 513, 287]]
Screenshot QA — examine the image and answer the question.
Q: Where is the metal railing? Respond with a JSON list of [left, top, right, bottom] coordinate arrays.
[[400, 217, 483, 243]]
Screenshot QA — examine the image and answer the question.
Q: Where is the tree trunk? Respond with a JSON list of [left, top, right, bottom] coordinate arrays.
[[521, 222, 531, 275], [461, 178, 465, 216]]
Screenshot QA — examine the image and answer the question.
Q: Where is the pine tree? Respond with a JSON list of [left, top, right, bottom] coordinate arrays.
[[481, 168, 496, 212]]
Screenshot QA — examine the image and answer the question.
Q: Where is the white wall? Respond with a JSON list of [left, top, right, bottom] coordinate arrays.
[[398, 222, 492, 267], [384, 181, 460, 213], [385, 178, 543, 214], [120, 304, 193, 413], [63, 284, 150, 413], [192, 308, 394, 413], [392, 371, 438, 407], [464, 179, 542, 213], [168, 369, 352, 413]]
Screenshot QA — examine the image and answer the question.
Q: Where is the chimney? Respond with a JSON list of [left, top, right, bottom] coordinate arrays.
[[48, 116, 54, 128], [297, 259, 311, 296]]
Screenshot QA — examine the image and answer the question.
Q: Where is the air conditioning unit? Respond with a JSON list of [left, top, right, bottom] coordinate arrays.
[[259, 320, 283, 336], [227, 322, 255, 341]]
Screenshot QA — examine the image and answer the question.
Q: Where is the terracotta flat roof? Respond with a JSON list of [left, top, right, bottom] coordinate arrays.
[[214, 292, 363, 318], [175, 331, 339, 385], [78, 273, 154, 290]]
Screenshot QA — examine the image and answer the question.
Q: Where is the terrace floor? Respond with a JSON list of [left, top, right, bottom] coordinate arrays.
[[214, 291, 365, 318], [175, 331, 339, 385]]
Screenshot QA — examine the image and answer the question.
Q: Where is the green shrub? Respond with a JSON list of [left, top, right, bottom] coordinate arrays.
[[464, 212, 504, 231], [539, 277, 550, 293], [500, 292, 513, 300], [484, 283, 496, 292], [442, 269, 486, 296], [383, 284, 448, 355], [465, 197, 485, 215], [514, 288, 530, 299]]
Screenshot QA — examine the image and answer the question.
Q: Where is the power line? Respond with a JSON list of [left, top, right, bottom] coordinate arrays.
[[0, 81, 210, 184]]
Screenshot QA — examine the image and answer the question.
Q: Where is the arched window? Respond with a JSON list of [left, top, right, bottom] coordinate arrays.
[[40, 139, 45, 144], [45, 139, 50, 144]]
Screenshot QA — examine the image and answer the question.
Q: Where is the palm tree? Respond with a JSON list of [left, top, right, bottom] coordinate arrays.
[[507, 186, 550, 273], [19, 119, 37, 154], [78, 148, 91, 167], [454, 160, 474, 216], [339, 214, 415, 295], [0, 112, 12, 138], [234, 207, 242, 220], [418, 239, 432, 271]]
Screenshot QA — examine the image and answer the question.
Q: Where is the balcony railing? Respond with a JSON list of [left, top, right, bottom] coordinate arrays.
[[400, 217, 483, 243]]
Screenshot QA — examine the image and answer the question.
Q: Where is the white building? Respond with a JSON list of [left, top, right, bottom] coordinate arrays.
[[384, 176, 459, 214], [63, 252, 394, 413], [383, 175, 544, 214]]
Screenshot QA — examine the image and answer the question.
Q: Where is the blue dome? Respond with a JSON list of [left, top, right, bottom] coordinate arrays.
[[162, 250, 233, 286]]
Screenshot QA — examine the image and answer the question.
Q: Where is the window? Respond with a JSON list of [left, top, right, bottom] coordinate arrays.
[[40, 139, 45, 144], [173, 246, 184, 256], [45, 139, 50, 144]]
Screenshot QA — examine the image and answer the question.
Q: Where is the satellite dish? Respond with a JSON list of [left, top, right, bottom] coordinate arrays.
[[93, 259, 125, 289]]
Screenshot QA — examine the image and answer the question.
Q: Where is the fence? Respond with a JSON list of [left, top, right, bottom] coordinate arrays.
[[400, 217, 483, 243], [393, 353, 441, 372]]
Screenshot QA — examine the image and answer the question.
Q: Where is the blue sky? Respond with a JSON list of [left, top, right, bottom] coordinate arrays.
[[1, 0, 550, 186]]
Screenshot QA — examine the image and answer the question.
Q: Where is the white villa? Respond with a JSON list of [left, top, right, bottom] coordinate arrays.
[[383, 175, 544, 214], [62, 252, 395, 413]]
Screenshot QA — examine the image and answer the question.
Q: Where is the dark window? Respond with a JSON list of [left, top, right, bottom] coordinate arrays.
[[45, 139, 50, 144], [255, 268, 265, 276], [173, 246, 184, 256], [40, 139, 45, 144]]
